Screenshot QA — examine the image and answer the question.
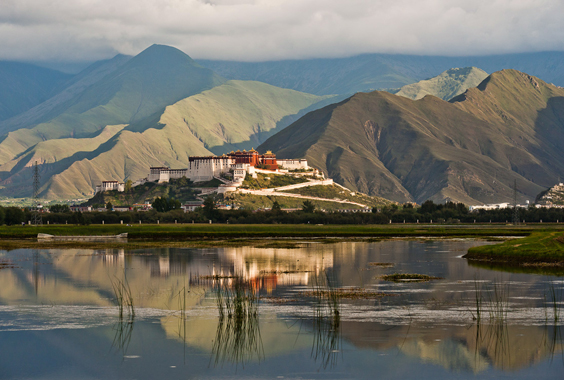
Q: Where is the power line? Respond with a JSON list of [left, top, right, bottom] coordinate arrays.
[[512, 179, 519, 225], [31, 161, 42, 226]]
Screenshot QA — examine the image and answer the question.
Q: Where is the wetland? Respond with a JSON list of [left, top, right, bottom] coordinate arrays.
[[0, 238, 563, 379]]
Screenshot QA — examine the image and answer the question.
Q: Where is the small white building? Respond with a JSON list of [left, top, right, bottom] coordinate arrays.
[[182, 201, 204, 212]]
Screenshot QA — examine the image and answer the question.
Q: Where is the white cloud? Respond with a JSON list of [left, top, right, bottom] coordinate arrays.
[[0, 0, 563, 62]]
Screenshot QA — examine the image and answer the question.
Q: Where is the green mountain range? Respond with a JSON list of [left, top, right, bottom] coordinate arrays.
[[259, 70, 564, 205], [392, 67, 489, 101]]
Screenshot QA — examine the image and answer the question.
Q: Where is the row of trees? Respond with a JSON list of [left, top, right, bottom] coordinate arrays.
[[19, 199, 564, 225]]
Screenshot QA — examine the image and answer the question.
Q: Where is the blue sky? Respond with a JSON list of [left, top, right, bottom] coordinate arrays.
[[1, 0, 563, 62]]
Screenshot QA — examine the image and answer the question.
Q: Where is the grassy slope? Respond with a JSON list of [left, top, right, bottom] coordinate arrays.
[[2, 80, 328, 199], [394, 67, 488, 101], [240, 173, 309, 190], [465, 231, 564, 263], [159, 80, 329, 153], [260, 70, 564, 205], [229, 193, 365, 211]]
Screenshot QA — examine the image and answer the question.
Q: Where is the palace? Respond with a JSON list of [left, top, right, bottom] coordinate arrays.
[[94, 149, 311, 194]]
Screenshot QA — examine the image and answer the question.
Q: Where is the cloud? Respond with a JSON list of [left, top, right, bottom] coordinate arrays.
[[1, 0, 563, 62]]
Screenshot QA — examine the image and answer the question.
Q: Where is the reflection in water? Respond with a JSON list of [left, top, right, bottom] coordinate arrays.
[[211, 277, 263, 367], [310, 272, 341, 369], [1, 241, 564, 378], [111, 317, 135, 357]]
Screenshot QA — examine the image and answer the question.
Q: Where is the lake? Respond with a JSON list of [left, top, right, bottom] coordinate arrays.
[[0, 239, 562, 379]]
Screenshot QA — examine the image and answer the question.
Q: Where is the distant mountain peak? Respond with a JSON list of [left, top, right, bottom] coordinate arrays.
[[393, 66, 488, 101], [134, 44, 194, 62]]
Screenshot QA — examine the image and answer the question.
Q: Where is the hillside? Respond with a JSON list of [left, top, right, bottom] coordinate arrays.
[[0, 62, 71, 122], [198, 51, 564, 95], [0, 45, 225, 165], [259, 70, 564, 205], [0, 81, 328, 199], [535, 183, 564, 206], [393, 67, 488, 101], [84, 177, 217, 206]]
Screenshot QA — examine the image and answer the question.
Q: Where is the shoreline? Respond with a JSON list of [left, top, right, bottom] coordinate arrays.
[[0, 224, 562, 268]]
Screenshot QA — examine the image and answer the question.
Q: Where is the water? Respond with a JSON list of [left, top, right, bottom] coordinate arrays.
[[0, 239, 562, 379]]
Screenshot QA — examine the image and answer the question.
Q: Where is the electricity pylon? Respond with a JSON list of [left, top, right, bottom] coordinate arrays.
[[31, 161, 42, 226]]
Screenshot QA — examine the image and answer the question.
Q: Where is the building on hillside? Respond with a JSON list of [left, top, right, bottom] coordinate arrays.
[[113, 206, 132, 212], [182, 201, 204, 212], [147, 167, 188, 183], [469, 201, 529, 212], [70, 206, 92, 212], [133, 202, 152, 211], [95, 181, 125, 194], [95, 149, 312, 194]]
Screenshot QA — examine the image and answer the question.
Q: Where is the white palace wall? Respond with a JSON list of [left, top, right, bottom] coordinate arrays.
[[188, 157, 234, 182]]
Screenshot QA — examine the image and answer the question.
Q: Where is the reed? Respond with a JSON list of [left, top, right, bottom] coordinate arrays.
[[211, 277, 263, 367], [110, 276, 135, 319]]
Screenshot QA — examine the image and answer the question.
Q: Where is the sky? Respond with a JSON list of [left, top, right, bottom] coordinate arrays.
[[1, 0, 564, 63]]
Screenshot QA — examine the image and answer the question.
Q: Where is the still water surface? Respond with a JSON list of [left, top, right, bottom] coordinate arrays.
[[0, 239, 563, 379]]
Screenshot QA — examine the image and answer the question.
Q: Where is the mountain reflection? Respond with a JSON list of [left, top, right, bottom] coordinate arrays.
[[0, 241, 562, 374]]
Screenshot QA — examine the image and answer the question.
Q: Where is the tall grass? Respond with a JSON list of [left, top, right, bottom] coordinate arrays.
[[211, 277, 263, 367], [310, 271, 341, 369], [110, 276, 135, 319]]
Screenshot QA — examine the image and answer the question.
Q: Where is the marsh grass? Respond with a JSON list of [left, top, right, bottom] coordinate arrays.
[[110, 276, 135, 319], [546, 280, 562, 324], [471, 280, 511, 368], [211, 277, 263, 367], [308, 271, 341, 369]]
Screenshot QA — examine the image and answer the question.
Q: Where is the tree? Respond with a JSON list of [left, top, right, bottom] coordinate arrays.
[[153, 196, 181, 212], [49, 204, 70, 213], [271, 200, 281, 213], [106, 201, 113, 211], [203, 196, 216, 219], [4, 207, 24, 225], [302, 200, 315, 213], [124, 180, 133, 193]]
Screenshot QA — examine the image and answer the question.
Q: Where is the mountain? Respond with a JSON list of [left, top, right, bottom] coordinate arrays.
[[0, 80, 328, 199], [198, 51, 564, 95], [0, 45, 225, 165], [259, 70, 564, 205], [392, 67, 489, 101], [0, 62, 72, 122]]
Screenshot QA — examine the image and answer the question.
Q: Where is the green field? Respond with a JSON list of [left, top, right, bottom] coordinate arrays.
[[465, 230, 564, 264]]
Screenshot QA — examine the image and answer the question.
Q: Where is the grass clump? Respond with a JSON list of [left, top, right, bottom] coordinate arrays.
[[368, 262, 395, 268], [380, 273, 443, 282]]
